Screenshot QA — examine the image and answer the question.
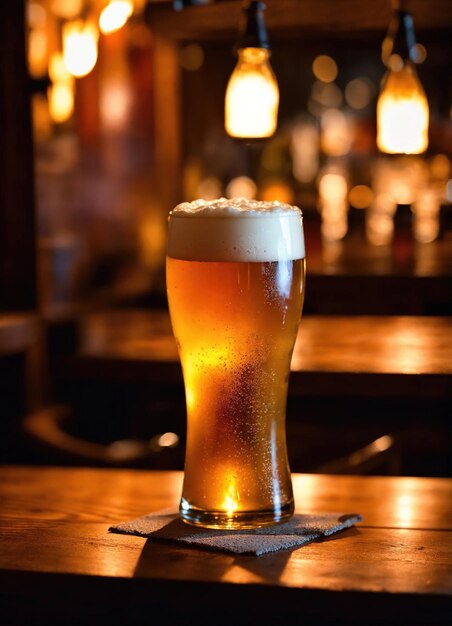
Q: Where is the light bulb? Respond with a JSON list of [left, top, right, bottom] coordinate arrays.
[[99, 1, 133, 35], [377, 62, 429, 154], [63, 20, 99, 78], [225, 47, 279, 139]]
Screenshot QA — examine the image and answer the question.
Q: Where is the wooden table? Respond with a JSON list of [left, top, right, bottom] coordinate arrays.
[[61, 310, 452, 398], [1, 466, 451, 625]]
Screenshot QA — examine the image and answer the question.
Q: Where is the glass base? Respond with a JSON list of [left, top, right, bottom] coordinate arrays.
[[179, 498, 294, 530]]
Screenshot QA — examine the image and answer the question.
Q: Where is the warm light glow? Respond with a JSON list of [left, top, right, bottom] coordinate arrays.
[[396, 493, 415, 525], [63, 20, 99, 78], [311, 81, 343, 109], [412, 189, 441, 243], [312, 55, 338, 83], [28, 28, 48, 78], [157, 432, 179, 448], [183, 341, 233, 413], [430, 154, 450, 180], [49, 52, 71, 83], [345, 78, 373, 110], [48, 82, 74, 123], [260, 180, 294, 204], [180, 44, 204, 71], [99, 1, 133, 35], [319, 173, 348, 201], [366, 193, 397, 246], [100, 80, 131, 130], [348, 185, 374, 209], [291, 120, 319, 183], [51, 0, 83, 19], [372, 156, 428, 206], [48, 52, 75, 124], [222, 476, 240, 515], [318, 171, 348, 241], [225, 47, 279, 138], [347, 435, 394, 466], [446, 180, 452, 203], [226, 176, 257, 199], [320, 108, 352, 156], [32, 93, 52, 142], [139, 213, 166, 271], [27, 3, 46, 29], [197, 177, 222, 200], [377, 64, 429, 154]]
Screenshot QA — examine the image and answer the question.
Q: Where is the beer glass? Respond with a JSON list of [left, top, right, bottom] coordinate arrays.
[[166, 198, 305, 529]]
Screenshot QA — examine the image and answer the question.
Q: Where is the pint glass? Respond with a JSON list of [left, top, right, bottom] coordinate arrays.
[[166, 198, 305, 529]]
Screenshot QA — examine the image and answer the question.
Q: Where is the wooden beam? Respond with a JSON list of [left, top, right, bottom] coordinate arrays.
[[146, 0, 452, 41]]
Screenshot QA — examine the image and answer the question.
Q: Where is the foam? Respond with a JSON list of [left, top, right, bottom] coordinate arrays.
[[167, 198, 305, 263]]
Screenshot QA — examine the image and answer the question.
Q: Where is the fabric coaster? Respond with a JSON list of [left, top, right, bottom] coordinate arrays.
[[109, 509, 362, 556]]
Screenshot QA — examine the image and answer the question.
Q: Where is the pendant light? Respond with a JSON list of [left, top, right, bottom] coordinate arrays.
[[225, 1, 279, 139], [376, 7, 429, 154]]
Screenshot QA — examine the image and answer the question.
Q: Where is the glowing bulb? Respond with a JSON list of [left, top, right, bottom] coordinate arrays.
[[377, 63, 429, 154], [99, 1, 133, 35], [63, 20, 99, 78], [225, 47, 279, 139]]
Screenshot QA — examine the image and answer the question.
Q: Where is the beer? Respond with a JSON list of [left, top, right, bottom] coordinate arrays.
[[166, 198, 305, 529]]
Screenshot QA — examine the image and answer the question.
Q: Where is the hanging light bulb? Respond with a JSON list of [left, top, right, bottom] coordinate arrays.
[[377, 8, 429, 154], [99, 1, 134, 35], [63, 20, 99, 78], [225, 1, 279, 139]]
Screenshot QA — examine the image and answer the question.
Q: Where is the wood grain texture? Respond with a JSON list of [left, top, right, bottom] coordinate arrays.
[[1, 467, 451, 624], [55, 311, 452, 397]]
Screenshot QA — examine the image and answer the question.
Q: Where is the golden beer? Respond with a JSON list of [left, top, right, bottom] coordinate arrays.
[[166, 199, 305, 529]]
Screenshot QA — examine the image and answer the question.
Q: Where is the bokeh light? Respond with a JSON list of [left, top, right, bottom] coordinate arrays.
[[291, 121, 319, 183], [99, 1, 134, 35], [260, 180, 294, 204], [430, 154, 450, 180], [27, 3, 46, 28], [413, 43, 427, 64], [48, 82, 74, 123], [312, 55, 338, 83], [63, 20, 99, 78], [311, 81, 343, 108], [51, 0, 83, 19], [28, 28, 48, 78], [320, 108, 352, 156], [345, 78, 373, 110], [180, 44, 204, 71], [197, 177, 223, 199], [348, 185, 374, 209], [226, 176, 257, 199]]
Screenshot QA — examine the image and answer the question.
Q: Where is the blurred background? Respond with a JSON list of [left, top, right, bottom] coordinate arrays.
[[1, 0, 451, 477]]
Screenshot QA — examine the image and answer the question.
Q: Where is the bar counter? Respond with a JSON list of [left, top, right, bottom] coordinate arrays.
[[56, 311, 452, 398], [1, 466, 450, 625]]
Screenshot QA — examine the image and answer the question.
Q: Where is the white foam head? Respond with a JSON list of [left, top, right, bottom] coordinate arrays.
[[167, 198, 305, 262]]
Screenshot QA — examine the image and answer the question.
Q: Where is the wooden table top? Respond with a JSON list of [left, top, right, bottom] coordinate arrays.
[[58, 310, 452, 398], [1, 466, 451, 625]]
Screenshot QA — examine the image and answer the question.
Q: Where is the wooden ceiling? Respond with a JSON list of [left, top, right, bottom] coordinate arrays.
[[146, 0, 452, 41]]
